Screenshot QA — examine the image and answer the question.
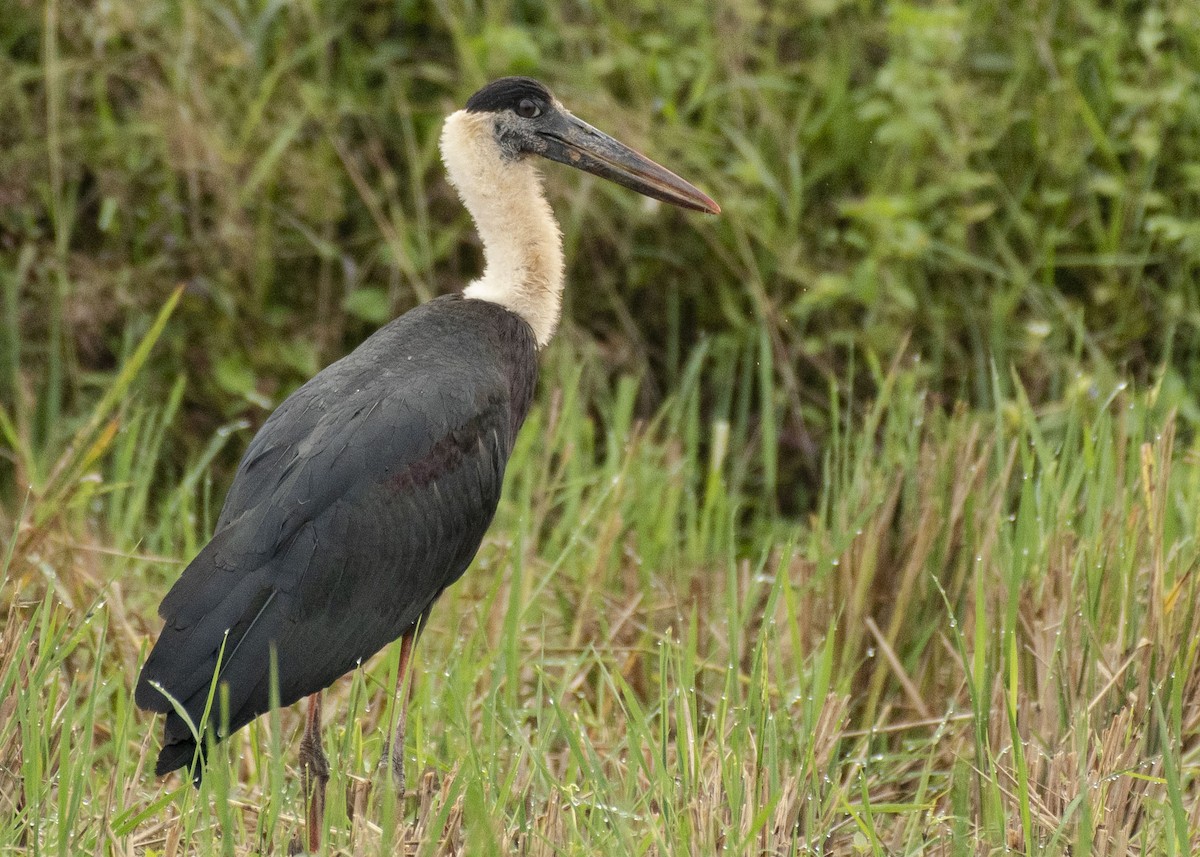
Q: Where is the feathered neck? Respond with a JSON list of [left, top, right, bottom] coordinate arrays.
[[440, 110, 565, 348]]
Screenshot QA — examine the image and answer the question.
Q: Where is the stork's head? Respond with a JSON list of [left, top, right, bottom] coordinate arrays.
[[443, 77, 720, 215]]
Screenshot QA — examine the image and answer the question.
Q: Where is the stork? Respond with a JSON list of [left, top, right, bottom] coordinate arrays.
[[135, 76, 718, 851]]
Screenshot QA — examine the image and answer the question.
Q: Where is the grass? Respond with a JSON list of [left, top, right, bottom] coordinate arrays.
[[2, 330, 1199, 853], [3, 0, 1200, 853]]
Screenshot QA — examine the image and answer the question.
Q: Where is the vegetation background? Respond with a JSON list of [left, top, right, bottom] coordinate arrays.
[[2, 0, 1199, 853]]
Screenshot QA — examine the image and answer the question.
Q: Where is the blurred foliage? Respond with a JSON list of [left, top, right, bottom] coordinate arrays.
[[3, 0, 1200, 511]]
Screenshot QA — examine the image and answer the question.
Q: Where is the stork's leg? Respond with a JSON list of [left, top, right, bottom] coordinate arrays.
[[388, 630, 417, 797], [298, 692, 329, 853]]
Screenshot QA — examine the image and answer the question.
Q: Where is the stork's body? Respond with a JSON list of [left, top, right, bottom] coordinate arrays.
[[136, 77, 717, 850], [136, 296, 537, 772]]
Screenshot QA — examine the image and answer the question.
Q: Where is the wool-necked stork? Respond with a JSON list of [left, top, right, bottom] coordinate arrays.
[[135, 76, 718, 851]]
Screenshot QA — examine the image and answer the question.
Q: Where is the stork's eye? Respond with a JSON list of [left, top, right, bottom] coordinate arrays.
[[516, 98, 542, 119]]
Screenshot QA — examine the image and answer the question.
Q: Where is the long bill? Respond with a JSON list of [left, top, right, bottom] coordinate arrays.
[[536, 111, 720, 215]]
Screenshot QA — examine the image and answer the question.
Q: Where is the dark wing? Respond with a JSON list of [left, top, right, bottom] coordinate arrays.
[[135, 304, 534, 774]]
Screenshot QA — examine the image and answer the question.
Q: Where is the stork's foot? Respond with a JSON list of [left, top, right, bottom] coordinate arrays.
[[380, 629, 416, 800], [299, 694, 330, 853], [300, 743, 329, 851]]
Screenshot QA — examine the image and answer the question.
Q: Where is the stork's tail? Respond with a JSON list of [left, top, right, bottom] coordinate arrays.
[[154, 711, 208, 784]]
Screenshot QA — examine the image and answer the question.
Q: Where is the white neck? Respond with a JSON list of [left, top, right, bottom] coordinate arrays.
[[440, 110, 565, 348]]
